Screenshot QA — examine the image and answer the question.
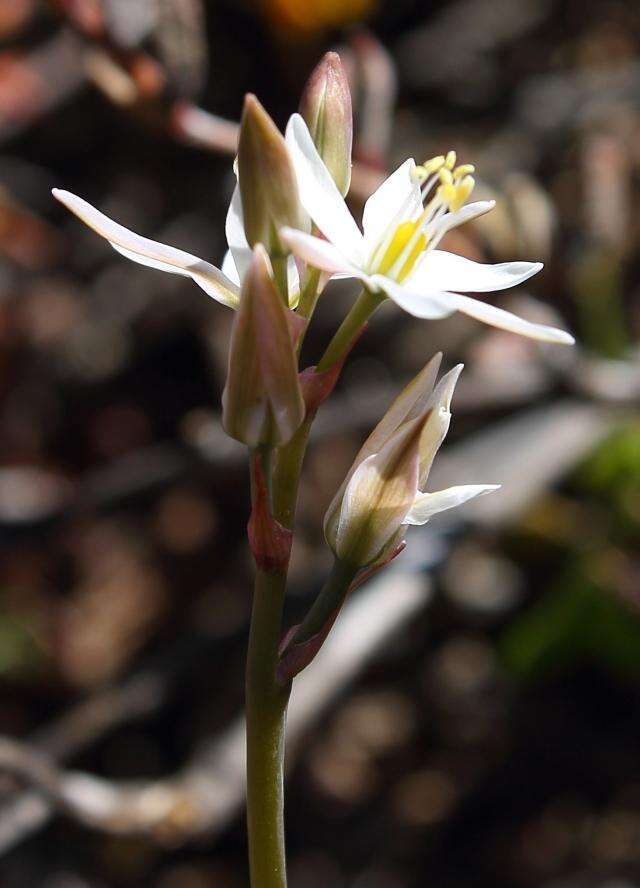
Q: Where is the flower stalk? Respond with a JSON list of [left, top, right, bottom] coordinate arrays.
[[51, 49, 577, 888]]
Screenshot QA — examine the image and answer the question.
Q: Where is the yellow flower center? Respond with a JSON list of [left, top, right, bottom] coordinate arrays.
[[369, 151, 476, 283], [376, 220, 427, 282]]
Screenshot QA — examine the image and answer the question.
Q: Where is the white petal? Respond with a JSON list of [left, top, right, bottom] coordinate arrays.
[[372, 276, 456, 319], [362, 158, 421, 255], [54, 189, 239, 308], [225, 185, 252, 283], [374, 273, 575, 344], [280, 227, 360, 276], [431, 200, 495, 237], [446, 292, 576, 344], [415, 364, 463, 488], [221, 249, 241, 286], [414, 250, 543, 293], [405, 484, 501, 525], [285, 114, 364, 264]]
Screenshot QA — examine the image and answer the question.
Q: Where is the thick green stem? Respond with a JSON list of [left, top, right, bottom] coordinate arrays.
[[243, 288, 384, 884], [246, 450, 289, 886], [246, 566, 290, 888]]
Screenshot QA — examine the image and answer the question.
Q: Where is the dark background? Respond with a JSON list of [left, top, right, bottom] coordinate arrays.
[[0, 1, 639, 885]]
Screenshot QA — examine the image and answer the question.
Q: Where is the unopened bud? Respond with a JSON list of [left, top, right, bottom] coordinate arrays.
[[299, 51, 353, 196], [222, 245, 305, 447], [329, 416, 423, 568], [237, 94, 304, 255]]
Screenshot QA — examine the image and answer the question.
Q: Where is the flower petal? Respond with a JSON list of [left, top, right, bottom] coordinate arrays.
[[413, 250, 543, 293], [280, 227, 360, 276], [446, 292, 576, 344], [221, 249, 241, 285], [54, 189, 239, 308], [430, 200, 495, 238], [225, 185, 252, 283], [405, 484, 501, 525], [375, 274, 575, 344], [416, 364, 463, 488], [285, 113, 364, 264], [372, 276, 456, 319], [362, 158, 421, 255]]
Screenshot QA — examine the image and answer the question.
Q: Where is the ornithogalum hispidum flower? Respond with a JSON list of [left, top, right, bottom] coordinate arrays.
[[222, 245, 305, 448], [324, 353, 500, 568], [281, 115, 575, 344]]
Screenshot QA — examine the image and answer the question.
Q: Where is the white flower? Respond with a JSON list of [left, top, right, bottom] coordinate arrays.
[[325, 353, 500, 567], [52, 184, 301, 309], [281, 114, 575, 345]]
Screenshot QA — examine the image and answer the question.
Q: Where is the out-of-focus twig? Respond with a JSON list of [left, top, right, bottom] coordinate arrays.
[[0, 569, 430, 847]]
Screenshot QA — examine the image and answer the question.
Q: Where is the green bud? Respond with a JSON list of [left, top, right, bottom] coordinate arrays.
[[300, 51, 353, 196], [237, 94, 304, 255], [222, 245, 305, 448]]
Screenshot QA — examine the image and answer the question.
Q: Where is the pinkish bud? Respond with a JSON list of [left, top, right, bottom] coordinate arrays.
[[237, 94, 304, 255], [222, 245, 305, 447], [300, 51, 353, 197]]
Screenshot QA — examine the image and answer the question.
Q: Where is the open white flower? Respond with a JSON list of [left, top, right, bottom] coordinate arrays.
[[53, 184, 301, 310], [325, 353, 500, 567], [281, 114, 575, 345]]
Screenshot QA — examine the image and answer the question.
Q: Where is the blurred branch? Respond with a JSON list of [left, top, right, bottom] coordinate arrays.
[[0, 568, 430, 847]]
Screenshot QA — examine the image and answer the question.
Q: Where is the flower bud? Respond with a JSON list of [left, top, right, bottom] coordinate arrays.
[[237, 94, 304, 255], [299, 51, 353, 196], [324, 355, 500, 568], [329, 415, 424, 567], [222, 245, 305, 447]]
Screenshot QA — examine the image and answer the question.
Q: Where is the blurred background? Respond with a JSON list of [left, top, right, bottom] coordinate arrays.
[[0, 1, 639, 886]]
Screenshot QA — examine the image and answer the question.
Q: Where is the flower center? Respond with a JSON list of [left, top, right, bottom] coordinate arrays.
[[376, 221, 427, 282], [369, 151, 476, 283]]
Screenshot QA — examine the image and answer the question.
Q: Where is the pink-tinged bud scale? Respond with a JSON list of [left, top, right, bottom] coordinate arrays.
[[222, 245, 305, 448]]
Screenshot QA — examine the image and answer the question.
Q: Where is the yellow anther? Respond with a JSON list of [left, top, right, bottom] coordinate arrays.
[[376, 221, 426, 281], [438, 167, 453, 186], [445, 150, 457, 170], [411, 166, 428, 182], [450, 175, 475, 211], [421, 155, 445, 175], [453, 163, 475, 178]]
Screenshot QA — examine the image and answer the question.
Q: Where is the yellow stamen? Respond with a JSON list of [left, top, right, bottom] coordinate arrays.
[[450, 175, 475, 211], [453, 163, 475, 178], [421, 155, 445, 175], [445, 150, 457, 170], [377, 221, 427, 282], [438, 167, 453, 186]]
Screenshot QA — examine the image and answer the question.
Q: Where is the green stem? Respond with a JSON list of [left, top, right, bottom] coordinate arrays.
[[246, 566, 290, 888], [291, 559, 358, 644], [272, 254, 289, 306], [316, 287, 384, 372], [296, 266, 322, 324]]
